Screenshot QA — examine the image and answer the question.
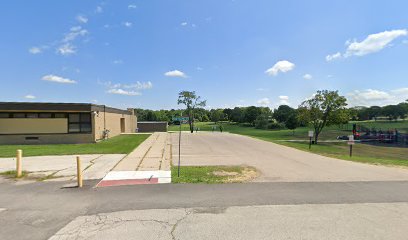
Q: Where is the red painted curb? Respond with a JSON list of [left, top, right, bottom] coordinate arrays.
[[97, 178, 159, 187]]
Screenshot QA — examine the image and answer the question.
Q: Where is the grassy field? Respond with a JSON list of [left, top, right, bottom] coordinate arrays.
[[171, 165, 258, 183], [170, 122, 408, 167], [0, 134, 150, 158]]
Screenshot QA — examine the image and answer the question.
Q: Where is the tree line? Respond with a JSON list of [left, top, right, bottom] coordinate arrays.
[[135, 90, 408, 143]]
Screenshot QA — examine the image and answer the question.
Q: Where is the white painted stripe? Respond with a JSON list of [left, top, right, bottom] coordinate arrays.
[[0, 208, 6, 212], [103, 171, 171, 181], [158, 178, 172, 184]]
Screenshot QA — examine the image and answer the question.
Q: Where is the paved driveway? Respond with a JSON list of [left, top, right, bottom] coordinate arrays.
[[172, 132, 408, 182]]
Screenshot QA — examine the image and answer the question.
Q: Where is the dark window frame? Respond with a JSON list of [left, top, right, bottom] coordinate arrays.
[[0, 112, 92, 134]]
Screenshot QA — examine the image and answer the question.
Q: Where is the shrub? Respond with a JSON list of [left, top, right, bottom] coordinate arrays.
[[255, 115, 269, 129], [267, 122, 285, 130]]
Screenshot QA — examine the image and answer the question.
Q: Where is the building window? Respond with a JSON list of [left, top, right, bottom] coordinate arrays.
[[68, 113, 92, 133], [12, 113, 26, 118], [0, 113, 10, 118], [39, 113, 52, 118], [54, 113, 67, 118], [26, 113, 39, 118]]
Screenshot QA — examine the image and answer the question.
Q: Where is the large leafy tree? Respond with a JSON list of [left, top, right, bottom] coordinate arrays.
[[298, 90, 348, 144], [244, 106, 262, 126], [177, 91, 206, 133], [273, 105, 296, 123]]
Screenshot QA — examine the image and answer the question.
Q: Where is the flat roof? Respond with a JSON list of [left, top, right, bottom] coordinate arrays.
[[0, 102, 133, 115]]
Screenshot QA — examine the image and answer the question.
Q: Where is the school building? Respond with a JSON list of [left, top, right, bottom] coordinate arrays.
[[0, 102, 137, 144]]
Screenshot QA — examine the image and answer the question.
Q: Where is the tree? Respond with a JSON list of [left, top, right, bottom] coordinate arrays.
[[223, 108, 233, 121], [177, 91, 206, 133], [298, 90, 348, 144], [231, 107, 244, 123], [273, 105, 296, 123], [210, 109, 223, 123], [254, 114, 269, 129], [382, 105, 403, 121], [285, 112, 300, 135], [244, 106, 262, 126]]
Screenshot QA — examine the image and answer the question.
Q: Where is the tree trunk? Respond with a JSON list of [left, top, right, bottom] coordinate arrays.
[[189, 110, 194, 133], [314, 130, 319, 144]]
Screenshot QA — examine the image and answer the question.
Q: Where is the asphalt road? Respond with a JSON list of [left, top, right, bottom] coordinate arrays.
[[172, 132, 408, 182], [2, 179, 408, 240]]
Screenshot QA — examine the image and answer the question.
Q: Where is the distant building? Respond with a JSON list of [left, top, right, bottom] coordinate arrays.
[[137, 121, 168, 132], [0, 102, 137, 144]]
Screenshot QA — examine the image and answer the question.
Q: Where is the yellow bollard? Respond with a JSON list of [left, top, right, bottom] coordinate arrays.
[[76, 156, 83, 188], [16, 149, 22, 178]]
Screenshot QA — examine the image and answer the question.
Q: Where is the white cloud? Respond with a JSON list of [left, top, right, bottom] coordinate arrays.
[[63, 26, 88, 42], [265, 60, 295, 76], [279, 95, 289, 105], [29, 47, 42, 54], [76, 15, 88, 24], [42, 74, 77, 84], [403, 40, 408, 44], [257, 98, 270, 106], [57, 43, 76, 56], [181, 22, 188, 26], [256, 88, 269, 92], [123, 22, 133, 27], [123, 81, 153, 90], [102, 81, 152, 96], [96, 6, 103, 13], [107, 89, 141, 96], [164, 70, 187, 78], [24, 95, 36, 99], [303, 74, 312, 80], [326, 52, 342, 61], [113, 59, 124, 64], [391, 88, 408, 95], [345, 29, 407, 57], [347, 88, 408, 106], [128, 4, 137, 9], [328, 29, 408, 61]]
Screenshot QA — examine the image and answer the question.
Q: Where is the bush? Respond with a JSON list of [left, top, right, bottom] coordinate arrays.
[[267, 122, 285, 130], [255, 115, 269, 129]]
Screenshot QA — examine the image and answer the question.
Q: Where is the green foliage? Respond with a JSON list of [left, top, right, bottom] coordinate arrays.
[[244, 106, 262, 125], [285, 113, 299, 130], [210, 109, 224, 123], [267, 122, 285, 129], [298, 90, 348, 143], [254, 114, 269, 129], [177, 91, 206, 133], [273, 105, 296, 123]]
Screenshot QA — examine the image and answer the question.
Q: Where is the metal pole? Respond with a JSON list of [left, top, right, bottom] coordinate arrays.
[[178, 121, 181, 177], [309, 137, 312, 149], [16, 149, 22, 178], [349, 145, 353, 157], [76, 156, 83, 187]]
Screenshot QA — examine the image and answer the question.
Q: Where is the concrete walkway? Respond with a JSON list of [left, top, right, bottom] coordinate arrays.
[[0, 154, 125, 181], [172, 132, 408, 182], [98, 132, 171, 186]]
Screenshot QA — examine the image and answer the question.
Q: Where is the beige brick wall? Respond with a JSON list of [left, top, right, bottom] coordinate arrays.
[[93, 110, 137, 141], [0, 134, 94, 145]]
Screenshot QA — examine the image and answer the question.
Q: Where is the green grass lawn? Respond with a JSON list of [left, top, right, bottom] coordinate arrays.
[[0, 134, 150, 158], [171, 165, 258, 183], [170, 122, 408, 167]]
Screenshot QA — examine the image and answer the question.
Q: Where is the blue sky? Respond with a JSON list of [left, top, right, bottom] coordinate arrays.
[[1, 0, 408, 110]]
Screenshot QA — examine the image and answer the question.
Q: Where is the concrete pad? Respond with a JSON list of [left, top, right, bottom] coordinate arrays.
[[172, 132, 408, 182], [49, 202, 408, 240], [0, 154, 125, 181]]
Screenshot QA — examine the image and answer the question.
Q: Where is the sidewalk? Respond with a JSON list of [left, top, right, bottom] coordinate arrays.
[[97, 132, 172, 187]]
